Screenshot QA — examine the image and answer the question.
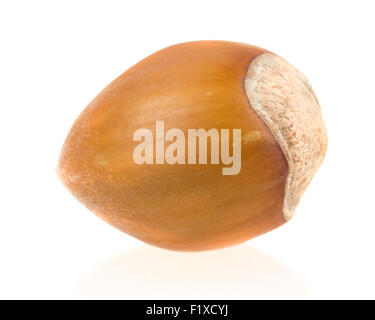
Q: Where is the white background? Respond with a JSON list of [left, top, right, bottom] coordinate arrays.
[[0, 0, 374, 299]]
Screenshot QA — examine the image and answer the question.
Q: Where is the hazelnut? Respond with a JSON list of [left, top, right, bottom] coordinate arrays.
[[57, 41, 327, 251]]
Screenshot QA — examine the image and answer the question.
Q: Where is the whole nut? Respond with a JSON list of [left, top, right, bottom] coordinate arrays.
[[57, 41, 327, 251]]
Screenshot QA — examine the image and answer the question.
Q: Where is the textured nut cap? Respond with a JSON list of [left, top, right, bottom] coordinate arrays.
[[245, 53, 328, 221]]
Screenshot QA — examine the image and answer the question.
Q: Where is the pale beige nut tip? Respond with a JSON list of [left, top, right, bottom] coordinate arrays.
[[245, 52, 328, 221]]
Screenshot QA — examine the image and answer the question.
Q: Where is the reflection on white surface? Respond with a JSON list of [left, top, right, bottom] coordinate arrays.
[[76, 244, 309, 299]]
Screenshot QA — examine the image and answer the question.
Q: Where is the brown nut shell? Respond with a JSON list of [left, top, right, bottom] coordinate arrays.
[[57, 41, 327, 251]]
